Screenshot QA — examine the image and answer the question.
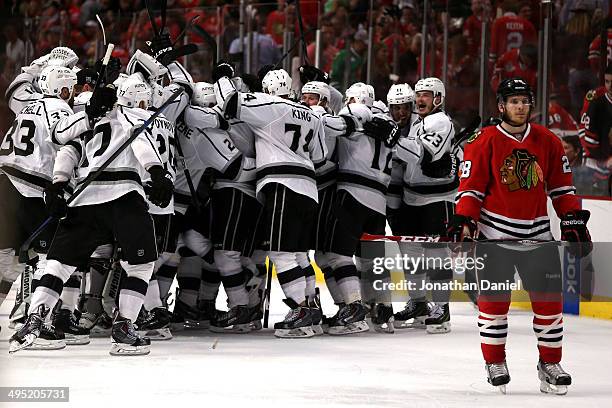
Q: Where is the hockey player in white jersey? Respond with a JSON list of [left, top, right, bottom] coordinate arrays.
[[9, 83, 175, 356], [0, 65, 79, 348], [5, 47, 79, 115], [392, 77, 460, 333], [323, 82, 398, 335], [214, 64, 327, 338]]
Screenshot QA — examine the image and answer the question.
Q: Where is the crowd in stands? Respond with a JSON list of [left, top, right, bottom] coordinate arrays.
[[1, 0, 610, 195]]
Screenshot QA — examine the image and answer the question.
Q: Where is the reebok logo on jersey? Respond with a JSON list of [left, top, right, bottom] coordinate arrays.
[[499, 149, 543, 192], [137, 249, 144, 257]]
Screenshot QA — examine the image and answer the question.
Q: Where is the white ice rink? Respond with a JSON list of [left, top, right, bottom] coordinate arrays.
[[1, 282, 611, 408]]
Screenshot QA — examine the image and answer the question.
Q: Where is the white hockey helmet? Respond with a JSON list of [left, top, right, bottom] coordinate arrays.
[[192, 82, 216, 107], [126, 49, 168, 81], [345, 82, 374, 107], [415, 77, 445, 106], [262, 69, 292, 97], [387, 83, 416, 105], [47, 46, 79, 69], [38, 65, 78, 99], [339, 103, 372, 129], [117, 75, 153, 109], [301, 81, 330, 104]]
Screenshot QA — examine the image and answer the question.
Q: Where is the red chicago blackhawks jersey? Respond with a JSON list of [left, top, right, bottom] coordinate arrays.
[[489, 14, 537, 63], [456, 123, 580, 240]]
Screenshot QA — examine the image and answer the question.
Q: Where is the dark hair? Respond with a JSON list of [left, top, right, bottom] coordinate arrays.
[[606, 64, 612, 75]]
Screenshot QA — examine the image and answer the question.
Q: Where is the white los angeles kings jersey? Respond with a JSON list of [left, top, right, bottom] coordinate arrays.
[[55, 107, 164, 207], [387, 115, 416, 210], [396, 110, 458, 206], [5, 72, 43, 115], [336, 129, 392, 215], [234, 92, 327, 203], [174, 116, 242, 214], [117, 106, 176, 215], [0, 97, 72, 198]]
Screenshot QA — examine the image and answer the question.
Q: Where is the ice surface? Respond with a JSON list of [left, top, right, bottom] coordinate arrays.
[[1, 281, 611, 408]]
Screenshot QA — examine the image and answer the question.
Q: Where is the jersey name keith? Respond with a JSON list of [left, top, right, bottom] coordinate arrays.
[[292, 109, 311, 122]]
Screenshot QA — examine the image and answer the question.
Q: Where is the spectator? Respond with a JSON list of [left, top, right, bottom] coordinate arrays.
[[306, 20, 338, 74], [463, 0, 491, 57], [491, 43, 538, 92], [4, 24, 25, 71], [330, 27, 368, 92], [229, 12, 282, 74], [587, 17, 612, 75], [488, 1, 537, 65], [79, 0, 104, 28], [371, 43, 392, 100], [548, 93, 580, 138], [265, 0, 291, 46]]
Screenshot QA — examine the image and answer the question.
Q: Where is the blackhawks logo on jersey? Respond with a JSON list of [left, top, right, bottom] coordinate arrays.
[[499, 149, 543, 192], [467, 130, 481, 144]]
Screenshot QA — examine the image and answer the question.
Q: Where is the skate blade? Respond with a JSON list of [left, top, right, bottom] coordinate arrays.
[[312, 324, 324, 336], [109, 343, 150, 356], [274, 326, 315, 338], [137, 328, 173, 341], [540, 381, 568, 395], [393, 317, 426, 329], [426, 321, 451, 334], [209, 324, 251, 334], [65, 335, 91, 345], [27, 338, 67, 351], [328, 320, 370, 336], [8, 334, 37, 354], [184, 319, 209, 330], [249, 320, 262, 331]]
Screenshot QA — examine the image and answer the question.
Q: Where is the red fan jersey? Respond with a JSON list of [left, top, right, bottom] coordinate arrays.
[[588, 31, 612, 71], [578, 86, 607, 158], [489, 14, 537, 63], [456, 123, 580, 240], [548, 101, 579, 138], [490, 48, 537, 92]]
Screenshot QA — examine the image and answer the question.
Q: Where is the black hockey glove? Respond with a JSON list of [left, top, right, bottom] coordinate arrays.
[[146, 165, 174, 208], [85, 87, 117, 120], [94, 56, 122, 87], [482, 116, 502, 127], [446, 214, 477, 252], [560, 210, 593, 257], [148, 32, 174, 61], [363, 117, 400, 148], [299, 64, 330, 84], [212, 60, 235, 82], [43, 181, 68, 218], [241, 73, 263, 93], [421, 151, 459, 178]]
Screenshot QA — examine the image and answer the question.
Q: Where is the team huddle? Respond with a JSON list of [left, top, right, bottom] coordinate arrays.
[[0, 37, 593, 395]]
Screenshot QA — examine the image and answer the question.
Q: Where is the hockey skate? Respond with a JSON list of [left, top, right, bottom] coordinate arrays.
[[309, 289, 324, 336], [393, 299, 430, 329], [52, 308, 91, 345], [110, 311, 151, 356], [247, 304, 263, 330], [369, 303, 395, 334], [136, 307, 173, 341], [328, 301, 369, 336], [77, 295, 113, 337], [485, 361, 511, 394], [321, 303, 344, 334], [210, 305, 252, 333], [9, 305, 66, 353], [171, 296, 208, 331], [425, 303, 451, 334], [274, 299, 315, 338], [537, 360, 571, 395]]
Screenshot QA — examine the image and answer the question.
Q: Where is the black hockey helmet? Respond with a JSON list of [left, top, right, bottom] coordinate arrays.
[[496, 78, 534, 105]]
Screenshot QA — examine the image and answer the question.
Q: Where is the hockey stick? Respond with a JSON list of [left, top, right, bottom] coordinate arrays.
[[95, 14, 107, 45], [262, 260, 273, 328], [18, 89, 185, 263], [291, 0, 310, 65], [93, 43, 115, 91], [274, 28, 316, 69], [160, 0, 167, 36], [189, 24, 218, 67], [144, 0, 161, 36], [452, 115, 482, 150]]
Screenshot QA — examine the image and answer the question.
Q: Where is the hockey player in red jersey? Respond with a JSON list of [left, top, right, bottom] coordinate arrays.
[[488, 5, 537, 66], [448, 78, 592, 395]]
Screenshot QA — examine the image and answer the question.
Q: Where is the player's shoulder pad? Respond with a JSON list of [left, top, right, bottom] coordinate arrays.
[[467, 125, 496, 146], [529, 123, 562, 144], [422, 111, 452, 133]]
